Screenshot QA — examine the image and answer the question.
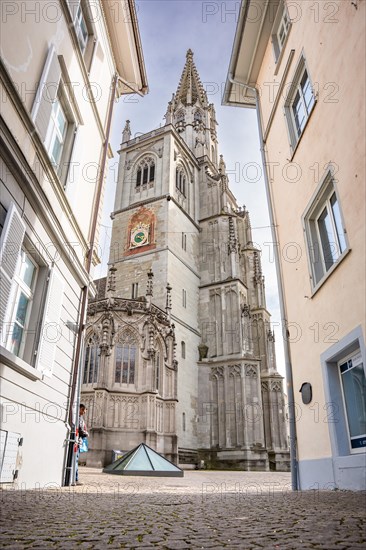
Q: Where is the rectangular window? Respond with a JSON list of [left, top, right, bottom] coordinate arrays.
[[292, 70, 315, 138], [136, 168, 142, 188], [75, 3, 89, 54], [5, 250, 38, 358], [115, 345, 122, 383], [115, 344, 136, 385], [47, 96, 69, 167], [132, 283, 139, 299], [182, 233, 187, 251], [182, 289, 187, 308], [303, 172, 348, 289], [31, 46, 79, 188], [155, 352, 160, 392], [66, 0, 96, 71], [83, 341, 100, 384], [284, 56, 316, 150], [143, 166, 148, 185], [339, 351, 366, 451], [122, 346, 129, 383], [44, 82, 77, 184], [1, 202, 64, 376], [272, 3, 291, 63], [181, 341, 186, 359]]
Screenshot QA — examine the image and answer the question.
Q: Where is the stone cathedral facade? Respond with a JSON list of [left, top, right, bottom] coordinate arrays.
[[81, 51, 289, 471]]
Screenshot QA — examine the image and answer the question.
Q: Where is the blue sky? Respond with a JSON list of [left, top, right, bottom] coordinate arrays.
[[96, 0, 286, 376]]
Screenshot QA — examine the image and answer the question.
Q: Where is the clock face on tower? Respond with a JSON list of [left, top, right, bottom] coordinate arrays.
[[130, 223, 150, 248]]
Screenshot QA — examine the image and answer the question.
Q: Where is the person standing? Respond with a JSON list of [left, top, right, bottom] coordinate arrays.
[[75, 403, 88, 485]]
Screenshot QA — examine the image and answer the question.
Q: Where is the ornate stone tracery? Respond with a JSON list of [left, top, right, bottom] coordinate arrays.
[[82, 50, 289, 473]]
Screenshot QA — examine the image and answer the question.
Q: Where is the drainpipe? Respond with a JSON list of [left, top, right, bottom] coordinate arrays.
[[64, 73, 119, 485], [228, 74, 299, 491]]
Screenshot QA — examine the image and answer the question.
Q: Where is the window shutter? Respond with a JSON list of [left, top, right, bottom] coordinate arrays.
[[36, 269, 64, 377], [0, 203, 25, 330], [66, 0, 81, 21], [31, 45, 61, 144]]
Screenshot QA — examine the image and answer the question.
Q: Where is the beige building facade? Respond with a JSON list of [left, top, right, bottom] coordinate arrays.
[[0, 0, 147, 487], [224, 0, 366, 489], [82, 51, 289, 471]]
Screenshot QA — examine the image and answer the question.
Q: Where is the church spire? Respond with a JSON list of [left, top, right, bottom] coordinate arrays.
[[166, 50, 218, 163], [173, 49, 208, 108]]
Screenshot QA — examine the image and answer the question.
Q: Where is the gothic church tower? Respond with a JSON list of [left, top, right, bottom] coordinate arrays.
[[83, 50, 289, 470]]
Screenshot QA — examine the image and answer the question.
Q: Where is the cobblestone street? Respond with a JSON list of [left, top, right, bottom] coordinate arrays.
[[1, 468, 365, 549]]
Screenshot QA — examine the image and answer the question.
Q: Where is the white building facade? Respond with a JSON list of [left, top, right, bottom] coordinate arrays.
[[224, 0, 366, 489], [0, 0, 147, 487]]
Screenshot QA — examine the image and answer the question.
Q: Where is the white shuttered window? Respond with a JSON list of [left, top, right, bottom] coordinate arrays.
[[0, 203, 26, 331], [1, 202, 64, 377]]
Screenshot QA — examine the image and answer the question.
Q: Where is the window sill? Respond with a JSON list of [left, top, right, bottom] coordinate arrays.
[[310, 248, 351, 298], [0, 346, 42, 381]]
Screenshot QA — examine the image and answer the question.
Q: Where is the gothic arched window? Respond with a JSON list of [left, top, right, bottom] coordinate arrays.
[[83, 335, 100, 384], [175, 110, 185, 133], [175, 166, 187, 197], [194, 111, 202, 122], [194, 110, 203, 127], [136, 157, 155, 189], [115, 332, 137, 385]]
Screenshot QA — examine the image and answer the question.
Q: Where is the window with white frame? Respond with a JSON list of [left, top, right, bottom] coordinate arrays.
[[0, 202, 64, 376], [339, 351, 366, 451], [5, 249, 38, 358], [272, 3, 291, 63], [67, 0, 95, 67], [44, 81, 77, 181], [47, 96, 69, 168], [75, 2, 89, 54], [32, 46, 79, 187], [303, 172, 348, 288], [285, 57, 316, 149]]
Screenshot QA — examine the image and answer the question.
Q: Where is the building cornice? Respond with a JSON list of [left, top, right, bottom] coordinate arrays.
[[199, 278, 248, 291], [119, 124, 201, 169], [112, 194, 200, 230], [170, 314, 201, 337]]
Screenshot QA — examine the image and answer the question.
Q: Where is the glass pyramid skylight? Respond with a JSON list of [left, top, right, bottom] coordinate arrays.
[[103, 443, 184, 477]]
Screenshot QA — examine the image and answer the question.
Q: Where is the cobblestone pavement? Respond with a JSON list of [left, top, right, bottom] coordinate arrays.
[[1, 468, 365, 549]]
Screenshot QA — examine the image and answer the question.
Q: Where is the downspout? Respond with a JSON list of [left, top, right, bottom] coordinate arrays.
[[228, 74, 299, 491], [64, 73, 119, 485]]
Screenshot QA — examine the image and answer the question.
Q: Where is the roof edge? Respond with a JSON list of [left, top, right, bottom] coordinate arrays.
[[223, 0, 277, 107]]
